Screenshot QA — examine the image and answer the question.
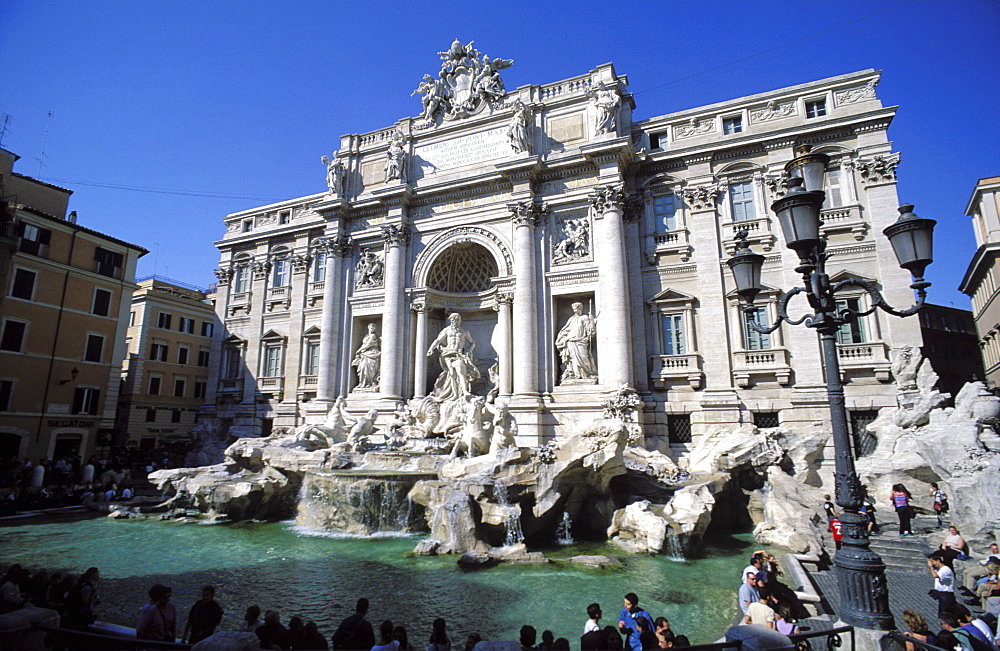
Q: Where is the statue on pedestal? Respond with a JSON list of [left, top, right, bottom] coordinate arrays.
[[589, 83, 621, 135], [556, 302, 598, 382], [352, 323, 381, 390], [426, 312, 480, 401], [507, 99, 532, 154], [321, 154, 345, 197], [385, 130, 407, 183]]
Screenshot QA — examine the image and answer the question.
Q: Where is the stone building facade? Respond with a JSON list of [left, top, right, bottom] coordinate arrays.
[[116, 278, 219, 450], [0, 148, 146, 461], [206, 49, 922, 458], [960, 176, 1000, 386], [917, 303, 982, 400]]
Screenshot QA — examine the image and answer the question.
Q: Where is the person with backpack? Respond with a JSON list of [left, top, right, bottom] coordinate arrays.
[[64, 567, 100, 630], [331, 598, 375, 649]]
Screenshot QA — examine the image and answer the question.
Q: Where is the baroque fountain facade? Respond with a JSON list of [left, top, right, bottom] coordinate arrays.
[[150, 43, 999, 557]]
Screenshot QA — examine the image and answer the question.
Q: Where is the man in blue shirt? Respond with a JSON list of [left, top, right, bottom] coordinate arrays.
[[617, 592, 654, 651], [739, 572, 761, 617]]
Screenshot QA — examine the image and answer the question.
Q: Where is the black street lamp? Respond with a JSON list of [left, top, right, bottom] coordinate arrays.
[[726, 149, 936, 630]]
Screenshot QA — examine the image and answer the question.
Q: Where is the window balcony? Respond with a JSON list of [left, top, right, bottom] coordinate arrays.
[[299, 375, 318, 387], [651, 353, 703, 389], [644, 228, 692, 263], [819, 205, 867, 241], [732, 347, 792, 387], [258, 376, 284, 399], [836, 340, 891, 381], [721, 216, 777, 255], [218, 378, 243, 393]]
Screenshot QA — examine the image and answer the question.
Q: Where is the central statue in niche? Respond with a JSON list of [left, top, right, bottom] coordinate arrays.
[[426, 313, 481, 400], [556, 302, 598, 382]]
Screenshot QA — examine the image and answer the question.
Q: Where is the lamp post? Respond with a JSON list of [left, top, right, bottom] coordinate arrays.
[[726, 147, 936, 630]]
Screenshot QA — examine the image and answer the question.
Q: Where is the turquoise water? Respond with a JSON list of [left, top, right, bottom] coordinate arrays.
[[0, 516, 756, 644]]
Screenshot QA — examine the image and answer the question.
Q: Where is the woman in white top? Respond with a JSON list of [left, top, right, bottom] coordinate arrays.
[[373, 619, 400, 651], [427, 617, 450, 651]]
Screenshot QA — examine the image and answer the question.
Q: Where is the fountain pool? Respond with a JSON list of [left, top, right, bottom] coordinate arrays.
[[0, 515, 758, 644]]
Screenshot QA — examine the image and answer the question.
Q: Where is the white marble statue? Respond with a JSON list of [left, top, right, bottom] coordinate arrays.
[[355, 248, 384, 289], [556, 302, 598, 382], [451, 396, 490, 458], [385, 130, 407, 183], [352, 323, 381, 389], [488, 401, 517, 455], [426, 312, 480, 401], [321, 155, 345, 197], [413, 73, 448, 123], [589, 83, 621, 135], [891, 345, 921, 391], [507, 99, 531, 154], [552, 217, 590, 263], [473, 55, 508, 102], [347, 408, 379, 450]]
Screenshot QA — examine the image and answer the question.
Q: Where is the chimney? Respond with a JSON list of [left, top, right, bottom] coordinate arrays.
[[67, 210, 77, 223]]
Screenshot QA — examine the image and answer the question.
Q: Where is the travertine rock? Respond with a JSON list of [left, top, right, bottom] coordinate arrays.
[[687, 425, 784, 474], [753, 466, 825, 553]]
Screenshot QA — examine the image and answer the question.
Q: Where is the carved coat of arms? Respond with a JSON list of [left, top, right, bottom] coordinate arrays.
[[412, 40, 513, 125]]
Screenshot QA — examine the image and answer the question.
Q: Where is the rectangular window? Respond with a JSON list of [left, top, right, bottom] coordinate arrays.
[[743, 307, 772, 350], [130, 311, 136, 326], [754, 412, 780, 428], [835, 298, 867, 344], [278, 211, 290, 225], [72, 387, 100, 415], [173, 379, 186, 398], [145, 408, 157, 422], [822, 168, 843, 209], [171, 410, 182, 423], [262, 346, 282, 377], [93, 247, 124, 278], [11, 268, 37, 300], [92, 289, 112, 316], [653, 194, 677, 232], [850, 410, 880, 458], [224, 347, 242, 379], [0, 379, 13, 411], [198, 350, 211, 367], [84, 334, 104, 363], [17, 222, 51, 256], [650, 132, 667, 149], [0, 320, 26, 352], [806, 99, 827, 118], [662, 313, 686, 355], [177, 347, 189, 365], [149, 375, 162, 395], [729, 181, 756, 222], [232, 266, 249, 293], [201, 321, 214, 337], [194, 381, 207, 399], [667, 414, 692, 444], [178, 317, 195, 334], [272, 259, 290, 287], [313, 252, 327, 283], [304, 341, 320, 376], [722, 116, 743, 134], [157, 312, 172, 329], [242, 220, 253, 233], [151, 343, 168, 362]]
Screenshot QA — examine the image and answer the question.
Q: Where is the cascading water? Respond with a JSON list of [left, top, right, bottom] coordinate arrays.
[[663, 528, 686, 562], [296, 470, 430, 536], [493, 482, 524, 546], [555, 511, 574, 545]]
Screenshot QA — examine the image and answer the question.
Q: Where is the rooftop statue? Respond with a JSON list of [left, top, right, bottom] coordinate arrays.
[[413, 39, 514, 125], [321, 154, 345, 197]]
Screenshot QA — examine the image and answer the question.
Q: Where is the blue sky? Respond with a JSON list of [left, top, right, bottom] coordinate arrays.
[[2, 0, 997, 307]]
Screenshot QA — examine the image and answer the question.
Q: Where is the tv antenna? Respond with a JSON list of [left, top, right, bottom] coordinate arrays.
[[36, 111, 52, 178], [0, 114, 10, 149]]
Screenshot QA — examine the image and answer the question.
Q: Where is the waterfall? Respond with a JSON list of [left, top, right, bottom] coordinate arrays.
[[663, 529, 685, 561], [555, 511, 574, 545], [295, 471, 426, 536], [493, 482, 524, 547]]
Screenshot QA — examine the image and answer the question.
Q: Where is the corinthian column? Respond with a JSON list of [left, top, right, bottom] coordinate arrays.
[[412, 300, 427, 398], [494, 291, 514, 398], [379, 223, 409, 401], [509, 201, 542, 396], [316, 235, 351, 403], [590, 185, 634, 387]]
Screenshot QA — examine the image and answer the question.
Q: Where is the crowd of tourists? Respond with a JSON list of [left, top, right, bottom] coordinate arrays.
[[735, 550, 803, 636], [0, 452, 167, 515]]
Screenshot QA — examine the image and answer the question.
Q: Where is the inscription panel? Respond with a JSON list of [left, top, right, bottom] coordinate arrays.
[[416, 129, 508, 173], [361, 160, 384, 187], [547, 114, 585, 145]]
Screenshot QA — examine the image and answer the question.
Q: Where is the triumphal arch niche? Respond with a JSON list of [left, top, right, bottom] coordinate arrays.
[[215, 38, 918, 449]]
